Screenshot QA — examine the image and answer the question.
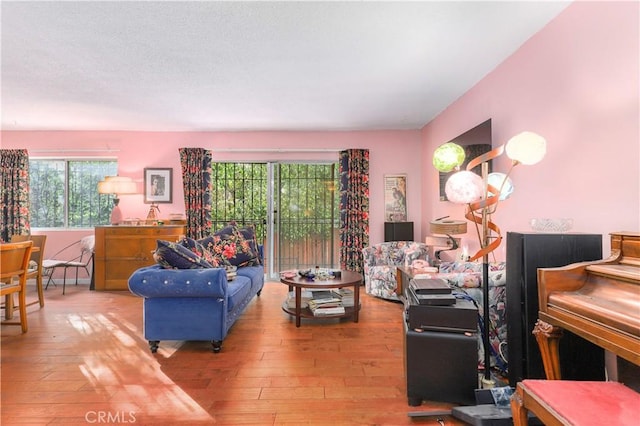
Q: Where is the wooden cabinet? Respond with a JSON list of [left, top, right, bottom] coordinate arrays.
[[94, 225, 185, 291]]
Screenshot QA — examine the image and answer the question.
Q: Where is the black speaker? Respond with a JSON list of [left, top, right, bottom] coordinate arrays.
[[384, 221, 413, 241], [506, 232, 605, 386], [404, 320, 478, 406]]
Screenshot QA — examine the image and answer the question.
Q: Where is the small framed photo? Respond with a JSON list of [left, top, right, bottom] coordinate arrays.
[[144, 168, 173, 204]]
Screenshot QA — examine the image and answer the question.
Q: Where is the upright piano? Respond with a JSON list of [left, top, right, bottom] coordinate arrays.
[[534, 231, 640, 380]]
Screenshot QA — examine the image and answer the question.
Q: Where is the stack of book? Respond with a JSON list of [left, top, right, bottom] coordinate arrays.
[[331, 288, 354, 307], [307, 290, 345, 316], [285, 289, 313, 309], [408, 278, 455, 306]]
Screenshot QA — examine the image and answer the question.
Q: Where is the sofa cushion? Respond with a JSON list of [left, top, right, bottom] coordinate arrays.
[[154, 240, 213, 269], [232, 222, 261, 266], [438, 261, 506, 288], [180, 237, 231, 268], [199, 225, 259, 267], [435, 272, 482, 288], [236, 264, 265, 293], [226, 276, 251, 311]]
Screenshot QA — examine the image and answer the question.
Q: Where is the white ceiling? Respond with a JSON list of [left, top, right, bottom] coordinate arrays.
[[1, 1, 571, 132]]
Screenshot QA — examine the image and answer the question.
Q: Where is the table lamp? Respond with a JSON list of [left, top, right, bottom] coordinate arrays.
[[97, 176, 137, 225], [427, 216, 468, 263]]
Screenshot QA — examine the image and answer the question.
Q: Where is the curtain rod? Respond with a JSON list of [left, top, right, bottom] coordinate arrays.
[[31, 149, 120, 153], [214, 148, 340, 153]]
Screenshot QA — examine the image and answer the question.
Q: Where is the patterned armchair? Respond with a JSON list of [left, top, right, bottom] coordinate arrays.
[[362, 241, 429, 301]]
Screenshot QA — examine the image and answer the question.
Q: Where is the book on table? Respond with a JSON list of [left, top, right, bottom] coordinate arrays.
[[285, 290, 313, 309], [308, 291, 345, 316], [311, 305, 346, 316], [331, 288, 354, 307], [308, 297, 342, 310]]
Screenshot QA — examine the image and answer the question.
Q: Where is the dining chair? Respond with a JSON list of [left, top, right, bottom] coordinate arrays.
[[43, 235, 95, 295], [10, 234, 47, 308], [1, 240, 33, 333]]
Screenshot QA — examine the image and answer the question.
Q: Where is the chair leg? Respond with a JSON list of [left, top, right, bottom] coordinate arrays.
[[4, 294, 14, 320], [63, 268, 67, 295], [36, 273, 45, 307], [45, 272, 57, 289], [18, 287, 28, 333]]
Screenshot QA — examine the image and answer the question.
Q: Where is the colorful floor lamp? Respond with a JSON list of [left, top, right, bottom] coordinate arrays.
[[433, 131, 547, 388]]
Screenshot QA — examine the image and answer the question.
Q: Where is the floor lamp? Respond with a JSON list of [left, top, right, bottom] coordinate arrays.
[[433, 131, 547, 388]]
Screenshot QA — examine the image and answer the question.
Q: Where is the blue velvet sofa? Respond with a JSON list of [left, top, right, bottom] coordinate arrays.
[[128, 263, 264, 353]]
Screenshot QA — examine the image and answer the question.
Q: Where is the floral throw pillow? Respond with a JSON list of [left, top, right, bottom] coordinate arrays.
[[179, 237, 231, 268], [234, 224, 261, 265], [154, 239, 213, 269], [198, 225, 259, 267]]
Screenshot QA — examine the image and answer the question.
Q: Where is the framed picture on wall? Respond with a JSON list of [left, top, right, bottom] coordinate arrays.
[[144, 168, 173, 203], [384, 174, 407, 222]]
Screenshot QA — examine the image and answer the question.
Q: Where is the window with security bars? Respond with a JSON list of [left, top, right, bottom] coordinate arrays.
[[29, 159, 117, 228], [276, 163, 339, 272], [210, 161, 339, 275], [211, 162, 268, 242]]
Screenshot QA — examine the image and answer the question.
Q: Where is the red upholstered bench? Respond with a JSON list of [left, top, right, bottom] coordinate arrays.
[[510, 379, 640, 425]]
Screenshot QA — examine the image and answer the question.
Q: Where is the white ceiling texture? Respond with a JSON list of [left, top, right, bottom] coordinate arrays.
[[1, 1, 571, 132]]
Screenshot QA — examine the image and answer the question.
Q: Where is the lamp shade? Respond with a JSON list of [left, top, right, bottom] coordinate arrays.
[[445, 170, 484, 204], [433, 142, 466, 172], [487, 172, 514, 201], [430, 218, 467, 235], [97, 176, 137, 195], [505, 131, 547, 165]]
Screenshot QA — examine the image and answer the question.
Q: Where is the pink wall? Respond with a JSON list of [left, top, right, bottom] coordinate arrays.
[[2, 130, 423, 259], [421, 1, 639, 260], [3, 1, 638, 266]]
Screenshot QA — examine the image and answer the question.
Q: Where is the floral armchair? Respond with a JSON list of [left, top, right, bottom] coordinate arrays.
[[362, 241, 429, 301]]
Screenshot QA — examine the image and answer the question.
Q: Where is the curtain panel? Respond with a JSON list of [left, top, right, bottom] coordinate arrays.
[[179, 148, 212, 239], [0, 149, 30, 242], [339, 149, 370, 273]]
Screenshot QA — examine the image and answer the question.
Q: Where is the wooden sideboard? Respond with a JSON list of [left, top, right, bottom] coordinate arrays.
[[94, 224, 186, 291]]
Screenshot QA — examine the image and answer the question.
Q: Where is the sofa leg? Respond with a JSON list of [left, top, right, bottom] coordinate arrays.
[[149, 340, 159, 353], [212, 341, 222, 353]]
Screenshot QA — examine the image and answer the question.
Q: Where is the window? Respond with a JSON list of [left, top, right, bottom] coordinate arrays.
[[29, 159, 118, 228], [211, 161, 339, 277]]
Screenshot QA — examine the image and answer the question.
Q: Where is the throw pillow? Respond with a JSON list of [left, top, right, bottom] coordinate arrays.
[[179, 237, 231, 268], [154, 239, 213, 269], [234, 223, 261, 265], [199, 225, 259, 267]]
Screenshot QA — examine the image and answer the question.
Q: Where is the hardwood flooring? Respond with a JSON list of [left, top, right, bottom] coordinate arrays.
[[2, 280, 468, 425]]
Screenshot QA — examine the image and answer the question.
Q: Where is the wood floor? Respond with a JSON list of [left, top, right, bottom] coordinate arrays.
[[2, 280, 469, 425]]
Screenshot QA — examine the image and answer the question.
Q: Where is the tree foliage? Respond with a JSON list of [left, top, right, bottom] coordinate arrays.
[[29, 160, 117, 228]]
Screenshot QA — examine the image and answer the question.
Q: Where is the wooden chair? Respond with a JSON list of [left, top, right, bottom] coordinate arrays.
[[43, 235, 95, 295], [1, 241, 33, 333], [10, 234, 47, 308]]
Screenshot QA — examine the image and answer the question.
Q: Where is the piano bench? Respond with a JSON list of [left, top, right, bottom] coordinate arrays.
[[510, 379, 640, 426]]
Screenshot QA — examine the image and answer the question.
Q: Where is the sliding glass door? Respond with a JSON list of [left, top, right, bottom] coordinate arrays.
[[211, 162, 339, 278]]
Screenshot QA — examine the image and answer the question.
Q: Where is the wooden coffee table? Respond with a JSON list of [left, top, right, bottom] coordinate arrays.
[[280, 270, 362, 327]]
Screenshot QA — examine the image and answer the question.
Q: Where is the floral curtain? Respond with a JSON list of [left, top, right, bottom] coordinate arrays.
[[339, 149, 370, 273], [179, 148, 212, 239], [0, 149, 31, 242]]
